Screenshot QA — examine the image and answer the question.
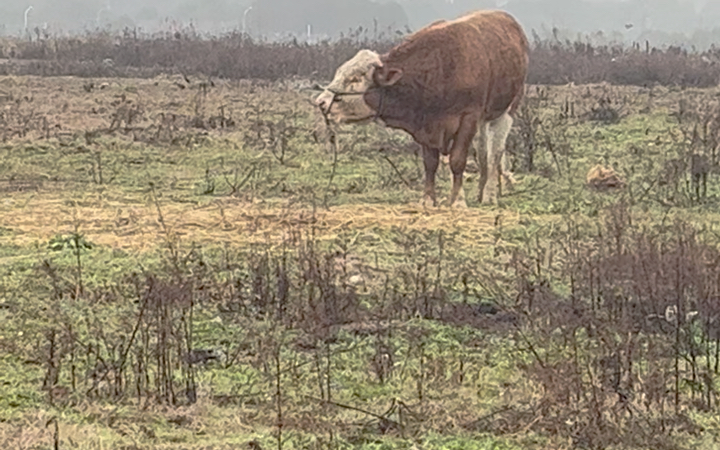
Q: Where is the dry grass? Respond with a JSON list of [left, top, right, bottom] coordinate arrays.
[[4, 73, 720, 450], [0, 74, 289, 138], [0, 192, 514, 259], [0, 74, 519, 261]]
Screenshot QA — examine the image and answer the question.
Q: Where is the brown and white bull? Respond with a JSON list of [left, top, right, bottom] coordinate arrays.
[[314, 10, 529, 206]]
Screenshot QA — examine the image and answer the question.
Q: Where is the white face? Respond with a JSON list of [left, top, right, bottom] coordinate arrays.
[[314, 49, 381, 124]]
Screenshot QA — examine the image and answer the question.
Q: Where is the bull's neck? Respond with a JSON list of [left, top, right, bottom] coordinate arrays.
[[365, 87, 427, 143], [376, 113, 430, 146]]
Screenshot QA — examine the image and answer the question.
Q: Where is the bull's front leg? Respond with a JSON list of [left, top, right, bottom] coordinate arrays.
[[447, 114, 478, 208], [476, 121, 489, 203], [422, 145, 440, 207]]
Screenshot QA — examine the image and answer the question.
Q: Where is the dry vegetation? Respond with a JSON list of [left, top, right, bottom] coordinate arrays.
[[1, 29, 720, 87], [1, 33, 720, 450]]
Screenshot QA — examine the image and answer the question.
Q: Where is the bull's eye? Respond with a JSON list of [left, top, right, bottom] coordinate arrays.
[[349, 76, 360, 84], [335, 97, 343, 103]]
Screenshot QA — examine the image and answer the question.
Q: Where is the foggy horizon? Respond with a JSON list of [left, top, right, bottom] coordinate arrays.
[[1, 0, 719, 50]]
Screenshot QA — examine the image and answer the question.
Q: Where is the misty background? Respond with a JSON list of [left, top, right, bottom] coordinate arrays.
[[0, 0, 719, 49]]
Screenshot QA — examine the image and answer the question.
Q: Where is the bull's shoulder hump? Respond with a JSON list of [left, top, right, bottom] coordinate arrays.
[[456, 9, 519, 23], [427, 19, 447, 28], [463, 10, 529, 45], [401, 10, 524, 44]]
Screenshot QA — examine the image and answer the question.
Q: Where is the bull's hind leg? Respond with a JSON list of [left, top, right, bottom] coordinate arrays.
[[447, 114, 478, 208], [480, 112, 513, 204], [501, 153, 516, 190]]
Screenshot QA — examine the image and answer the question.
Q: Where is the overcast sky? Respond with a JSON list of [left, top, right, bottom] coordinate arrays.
[[0, 0, 719, 49]]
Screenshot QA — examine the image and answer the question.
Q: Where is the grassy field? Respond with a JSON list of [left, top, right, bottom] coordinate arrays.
[[1, 73, 720, 449]]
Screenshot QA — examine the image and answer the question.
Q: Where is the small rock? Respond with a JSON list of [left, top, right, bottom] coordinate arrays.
[[586, 164, 625, 191]]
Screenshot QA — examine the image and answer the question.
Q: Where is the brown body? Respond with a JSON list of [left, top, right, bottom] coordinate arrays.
[[316, 10, 529, 205], [365, 10, 527, 141]]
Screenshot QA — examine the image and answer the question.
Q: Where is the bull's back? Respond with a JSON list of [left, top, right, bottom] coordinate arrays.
[[464, 11, 528, 119], [388, 10, 528, 122], [447, 11, 528, 119]]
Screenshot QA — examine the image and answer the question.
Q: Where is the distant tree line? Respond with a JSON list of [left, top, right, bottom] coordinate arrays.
[[0, 0, 719, 49]]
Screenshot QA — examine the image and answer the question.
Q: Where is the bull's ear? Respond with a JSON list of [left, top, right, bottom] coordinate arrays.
[[373, 64, 403, 86]]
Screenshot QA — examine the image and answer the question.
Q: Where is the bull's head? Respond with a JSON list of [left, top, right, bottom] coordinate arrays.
[[314, 49, 384, 124]]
